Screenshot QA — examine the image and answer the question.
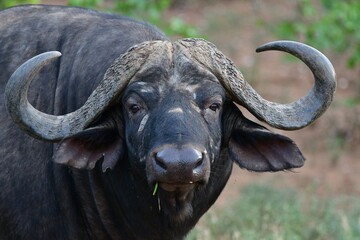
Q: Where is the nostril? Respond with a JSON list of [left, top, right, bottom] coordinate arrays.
[[150, 147, 210, 185], [153, 147, 207, 177], [195, 154, 204, 168], [154, 153, 168, 170]]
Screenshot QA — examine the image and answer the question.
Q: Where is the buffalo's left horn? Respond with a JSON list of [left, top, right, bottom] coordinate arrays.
[[5, 41, 172, 141], [177, 39, 336, 130]]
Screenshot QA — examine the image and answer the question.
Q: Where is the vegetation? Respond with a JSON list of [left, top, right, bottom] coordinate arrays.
[[273, 0, 360, 69], [0, 0, 39, 9], [188, 184, 360, 240], [67, 0, 198, 37]]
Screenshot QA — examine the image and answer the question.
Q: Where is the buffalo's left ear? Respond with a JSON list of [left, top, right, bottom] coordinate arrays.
[[53, 126, 124, 172], [225, 104, 305, 172]]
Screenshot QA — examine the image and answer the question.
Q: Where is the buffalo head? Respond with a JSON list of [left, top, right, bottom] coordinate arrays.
[[5, 39, 336, 222]]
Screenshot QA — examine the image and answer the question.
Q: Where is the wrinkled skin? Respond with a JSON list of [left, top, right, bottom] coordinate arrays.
[[0, 5, 305, 240]]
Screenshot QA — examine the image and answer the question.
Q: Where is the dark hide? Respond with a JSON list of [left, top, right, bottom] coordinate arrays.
[[0, 5, 304, 240]]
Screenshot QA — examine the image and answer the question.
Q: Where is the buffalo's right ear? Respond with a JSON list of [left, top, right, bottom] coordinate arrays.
[[223, 103, 305, 172], [53, 126, 124, 172]]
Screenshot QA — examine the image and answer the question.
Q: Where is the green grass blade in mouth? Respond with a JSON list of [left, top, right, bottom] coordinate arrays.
[[153, 182, 159, 196]]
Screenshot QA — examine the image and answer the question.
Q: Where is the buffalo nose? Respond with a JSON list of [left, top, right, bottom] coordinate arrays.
[[153, 146, 208, 183]]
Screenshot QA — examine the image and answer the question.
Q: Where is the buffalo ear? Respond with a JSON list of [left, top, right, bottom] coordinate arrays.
[[227, 108, 305, 172], [53, 127, 124, 172]]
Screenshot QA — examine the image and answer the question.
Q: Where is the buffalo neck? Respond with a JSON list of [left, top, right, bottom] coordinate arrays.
[[55, 161, 191, 239], [54, 150, 233, 239]]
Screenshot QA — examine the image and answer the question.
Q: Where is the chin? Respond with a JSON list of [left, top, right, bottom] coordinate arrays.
[[157, 183, 197, 224]]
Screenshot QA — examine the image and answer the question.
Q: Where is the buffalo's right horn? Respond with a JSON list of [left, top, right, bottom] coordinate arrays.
[[5, 41, 172, 141], [177, 38, 336, 130]]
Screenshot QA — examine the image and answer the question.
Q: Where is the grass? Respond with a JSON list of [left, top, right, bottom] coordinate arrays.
[[188, 184, 360, 240]]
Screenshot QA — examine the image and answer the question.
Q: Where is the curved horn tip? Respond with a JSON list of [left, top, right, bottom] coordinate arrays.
[[39, 51, 62, 58], [255, 40, 336, 80], [251, 40, 336, 129], [5, 50, 63, 141], [255, 40, 308, 53], [17, 51, 63, 70]]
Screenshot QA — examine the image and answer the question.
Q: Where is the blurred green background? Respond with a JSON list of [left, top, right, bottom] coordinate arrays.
[[1, 0, 359, 239]]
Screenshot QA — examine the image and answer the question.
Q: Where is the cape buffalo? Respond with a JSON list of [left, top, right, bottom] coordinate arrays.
[[0, 5, 336, 240]]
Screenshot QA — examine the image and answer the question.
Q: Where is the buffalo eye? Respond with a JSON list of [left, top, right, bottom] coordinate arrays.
[[124, 94, 146, 116], [209, 103, 221, 112], [129, 104, 142, 114]]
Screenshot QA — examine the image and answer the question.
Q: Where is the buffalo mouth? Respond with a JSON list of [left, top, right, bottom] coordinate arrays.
[[160, 183, 194, 207], [146, 144, 210, 220], [154, 182, 200, 222], [159, 182, 196, 191]]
